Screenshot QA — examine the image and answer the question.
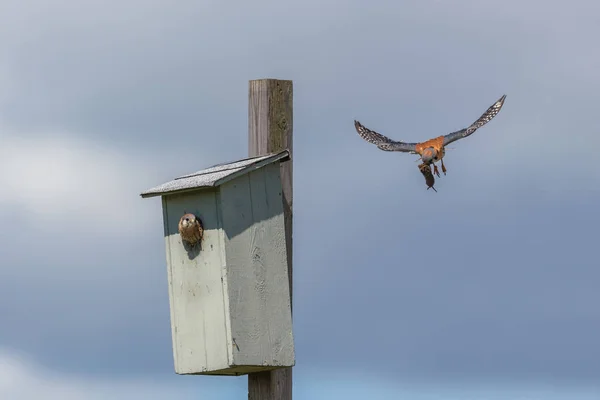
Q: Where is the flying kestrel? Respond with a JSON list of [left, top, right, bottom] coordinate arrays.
[[178, 213, 204, 246], [354, 94, 506, 191]]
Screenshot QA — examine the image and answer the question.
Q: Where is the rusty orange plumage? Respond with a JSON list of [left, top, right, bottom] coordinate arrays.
[[414, 136, 445, 155], [354, 94, 506, 191]]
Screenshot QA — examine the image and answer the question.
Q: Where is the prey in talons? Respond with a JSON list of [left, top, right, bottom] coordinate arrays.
[[354, 94, 507, 191]]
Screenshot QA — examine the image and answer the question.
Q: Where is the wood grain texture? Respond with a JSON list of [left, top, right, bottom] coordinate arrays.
[[220, 165, 294, 369], [248, 78, 294, 400]]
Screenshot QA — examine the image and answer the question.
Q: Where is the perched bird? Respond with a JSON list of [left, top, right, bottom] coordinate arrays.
[[178, 212, 204, 246], [354, 94, 506, 191]]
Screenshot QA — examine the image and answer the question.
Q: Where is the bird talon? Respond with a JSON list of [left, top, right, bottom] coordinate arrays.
[[433, 165, 440, 178]]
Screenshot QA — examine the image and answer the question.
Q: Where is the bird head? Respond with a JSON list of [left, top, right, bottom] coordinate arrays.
[[180, 213, 197, 229]]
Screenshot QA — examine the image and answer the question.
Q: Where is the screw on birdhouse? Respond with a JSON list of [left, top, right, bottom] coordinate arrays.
[[178, 212, 204, 249]]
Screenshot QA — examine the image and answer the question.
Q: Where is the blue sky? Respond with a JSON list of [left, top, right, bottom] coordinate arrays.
[[1, 0, 600, 398]]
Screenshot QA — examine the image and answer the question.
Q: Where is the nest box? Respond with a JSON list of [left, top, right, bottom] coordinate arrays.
[[140, 150, 294, 376]]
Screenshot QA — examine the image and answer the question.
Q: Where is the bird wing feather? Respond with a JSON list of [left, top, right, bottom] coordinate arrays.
[[443, 94, 506, 146], [354, 120, 417, 153]]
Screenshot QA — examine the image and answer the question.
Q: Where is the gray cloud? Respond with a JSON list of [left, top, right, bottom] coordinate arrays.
[[1, 0, 599, 390], [0, 349, 246, 399]]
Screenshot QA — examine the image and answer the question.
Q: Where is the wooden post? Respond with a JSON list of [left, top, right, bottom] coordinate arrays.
[[247, 79, 293, 400]]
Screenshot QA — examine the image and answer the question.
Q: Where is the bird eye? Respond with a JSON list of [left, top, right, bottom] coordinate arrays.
[[185, 218, 189, 221]]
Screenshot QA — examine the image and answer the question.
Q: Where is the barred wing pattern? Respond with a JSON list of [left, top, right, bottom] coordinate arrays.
[[354, 120, 417, 153], [443, 95, 506, 146]]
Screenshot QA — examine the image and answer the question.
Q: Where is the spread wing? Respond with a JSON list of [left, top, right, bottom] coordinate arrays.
[[354, 120, 417, 153], [443, 94, 506, 146]]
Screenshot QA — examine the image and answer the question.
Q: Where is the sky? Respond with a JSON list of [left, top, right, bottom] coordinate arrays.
[[1, 0, 600, 398]]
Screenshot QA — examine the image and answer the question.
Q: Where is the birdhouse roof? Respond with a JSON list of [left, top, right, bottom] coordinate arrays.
[[140, 150, 290, 198]]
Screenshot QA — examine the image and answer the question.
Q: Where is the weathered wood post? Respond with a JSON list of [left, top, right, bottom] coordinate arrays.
[[248, 79, 293, 400]]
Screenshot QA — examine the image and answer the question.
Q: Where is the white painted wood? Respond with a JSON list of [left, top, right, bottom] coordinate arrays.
[[220, 163, 294, 369], [163, 190, 229, 374], [160, 161, 294, 376]]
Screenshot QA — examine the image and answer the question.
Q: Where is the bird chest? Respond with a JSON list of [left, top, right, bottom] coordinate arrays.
[[140, 151, 294, 376]]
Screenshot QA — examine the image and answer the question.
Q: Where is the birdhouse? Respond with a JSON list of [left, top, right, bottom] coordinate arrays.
[[140, 150, 294, 376]]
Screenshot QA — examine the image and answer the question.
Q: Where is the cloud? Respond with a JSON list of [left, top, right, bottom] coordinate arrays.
[[297, 368, 600, 400], [0, 126, 161, 235], [2, 348, 598, 400], [1, 0, 600, 387], [1, 0, 598, 158], [0, 348, 243, 400]]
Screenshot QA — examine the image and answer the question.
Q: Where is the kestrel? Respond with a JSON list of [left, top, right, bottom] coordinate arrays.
[[178, 213, 204, 246], [354, 94, 506, 191]]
